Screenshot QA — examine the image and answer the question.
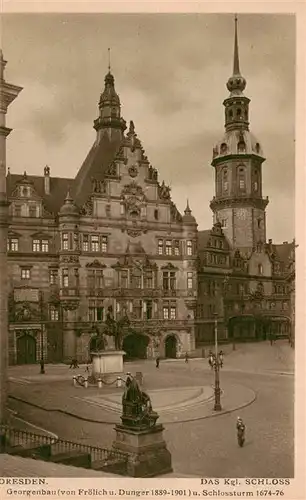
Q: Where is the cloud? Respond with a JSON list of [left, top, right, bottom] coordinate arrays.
[[3, 12, 295, 242]]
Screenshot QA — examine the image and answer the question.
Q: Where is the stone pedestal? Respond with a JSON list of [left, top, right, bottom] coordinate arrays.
[[112, 423, 172, 477], [91, 350, 125, 382]]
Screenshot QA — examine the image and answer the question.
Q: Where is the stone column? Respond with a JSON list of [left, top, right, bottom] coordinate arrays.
[[0, 51, 22, 425]]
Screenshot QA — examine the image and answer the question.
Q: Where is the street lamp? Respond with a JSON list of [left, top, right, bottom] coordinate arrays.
[[213, 312, 222, 411], [39, 291, 45, 374]]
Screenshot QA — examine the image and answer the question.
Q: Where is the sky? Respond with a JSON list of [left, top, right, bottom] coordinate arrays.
[[1, 13, 295, 243]]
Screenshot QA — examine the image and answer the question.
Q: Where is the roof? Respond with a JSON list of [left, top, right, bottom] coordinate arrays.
[[7, 174, 72, 215], [198, 230, 212, 250], [271, 242, 295, 264], [72, 133, 122, 207]]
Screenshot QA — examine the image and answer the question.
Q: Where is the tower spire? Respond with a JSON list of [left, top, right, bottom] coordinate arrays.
[[233, 14, 240, 76], [108, 47, 111, 73]]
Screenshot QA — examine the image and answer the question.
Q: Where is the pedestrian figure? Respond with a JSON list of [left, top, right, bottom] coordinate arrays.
[[156, 357, 160, 369], [208, 351, 214, 369], [185, 352, 189, 363], [85, 359, 90, 373], [40, 359, 45, 374], [69, 358, 79, 369], [236, 416, 246, 447], [219, 350, 224, 368]]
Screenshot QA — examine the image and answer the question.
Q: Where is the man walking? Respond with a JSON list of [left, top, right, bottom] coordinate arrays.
[[156, 356, 160, 369]]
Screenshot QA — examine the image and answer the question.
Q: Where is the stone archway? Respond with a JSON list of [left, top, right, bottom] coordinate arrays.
[[16, 333, 37, 365], [165, 335, 178, 359], [122, 333, 150, 360]]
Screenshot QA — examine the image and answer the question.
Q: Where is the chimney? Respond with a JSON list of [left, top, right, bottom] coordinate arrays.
[[44, 165, 50, 195]]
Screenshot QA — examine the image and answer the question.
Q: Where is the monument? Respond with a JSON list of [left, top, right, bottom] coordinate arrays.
[[90, 306, 127, 382], [112, 375, 172, 477]]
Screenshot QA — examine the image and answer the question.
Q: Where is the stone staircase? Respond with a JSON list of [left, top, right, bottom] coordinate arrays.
[[0, 425, 128, 475]]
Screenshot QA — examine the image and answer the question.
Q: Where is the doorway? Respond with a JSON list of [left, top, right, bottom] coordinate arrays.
[[16, 333, 37, 364], [165, 335, 177, 358]]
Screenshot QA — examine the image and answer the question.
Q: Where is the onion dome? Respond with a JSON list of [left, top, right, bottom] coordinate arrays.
[[182, 200, 197, 225], [99, 71, 120, 108], [59, 189, 79, 217]]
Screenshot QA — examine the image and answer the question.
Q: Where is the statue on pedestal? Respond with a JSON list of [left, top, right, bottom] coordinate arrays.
[[121, 376, 158, 429]]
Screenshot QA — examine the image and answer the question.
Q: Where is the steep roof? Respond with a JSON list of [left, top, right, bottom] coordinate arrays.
[[271, 242, 295, 264], [71, 133, 122, 207], [6, 174, 72, 215]]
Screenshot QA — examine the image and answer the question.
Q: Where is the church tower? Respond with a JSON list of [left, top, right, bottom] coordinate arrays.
[[210, 16, 268, 250]]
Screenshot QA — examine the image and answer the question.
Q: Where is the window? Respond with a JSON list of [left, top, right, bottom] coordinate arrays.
[[33, 239, 40, 252], [87, 269, 104, 290], [14, 205, 21, 217], [165, 240, 172, 256], [174, 240, 180, 256], [158, 240, 163, 255], [187, 272, 193, 289], [131, 268, 142, 289], [101, 236, 108, 253], [49, 269, 58, 285], [88, 300, 104, 322], [145, 300, 153, 320], [33, 238, 49, 252], [187, 240, 193, 256], [221, 219, 227, 229], [73, 233, 79, 250], [120, 204, 125, 215], [8, 238, 19, 252], [163, 306, 169, 320], [144, 270, 153, 289], [154, 209, 159, 220], [237, 108, 241, 118], [21, 268, 31, 280], [238, 168, 246, 190], [257, 218, 262, 229], [82, 234, 89, 252], [163, 271, 176, 290], [220, 143, 227, 154], [49, 306, 59, 321], [91, 235, 99, 252], [170, 306, 176, 319], [62, 233, 69, 250], [62, 268, 69, 288], [41, 240, 49, 252], [120, 270, 128, 288], [258, 264, 263, 275], [283, 302, 288, 310], [223, 169, 228, 193], [29, 205, 37, 218]]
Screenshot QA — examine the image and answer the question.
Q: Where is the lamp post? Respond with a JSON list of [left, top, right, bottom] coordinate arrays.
[[213, 312, 222, 411], [40, 292, 45, 374]]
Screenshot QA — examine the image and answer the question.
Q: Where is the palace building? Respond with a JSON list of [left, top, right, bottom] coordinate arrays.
[[5, 19, 295, 365]]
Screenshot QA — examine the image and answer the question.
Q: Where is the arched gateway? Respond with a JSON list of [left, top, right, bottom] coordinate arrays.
[[165, 335, 177, 359], [122, 333, 150, 360]]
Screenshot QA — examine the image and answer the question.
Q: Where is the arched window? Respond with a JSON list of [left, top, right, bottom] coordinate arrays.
[[253, 169, 259, 192], [220, 143, 227, 154], [222, 169, 228, 193], [257, 218, 262, 229], [238, 140, 246, 153], [238, 166, 246, 190], [258, 263, 263, 275]]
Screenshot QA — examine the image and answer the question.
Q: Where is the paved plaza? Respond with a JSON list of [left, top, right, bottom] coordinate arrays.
[[7, 340, 294, 477]]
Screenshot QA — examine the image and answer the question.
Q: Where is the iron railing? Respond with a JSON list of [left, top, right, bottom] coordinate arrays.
[[0, 425, 128, 466]]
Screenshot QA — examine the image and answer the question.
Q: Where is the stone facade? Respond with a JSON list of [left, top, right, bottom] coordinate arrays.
[[6, 72, 197, 364], [196, 18, 294, 346]]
